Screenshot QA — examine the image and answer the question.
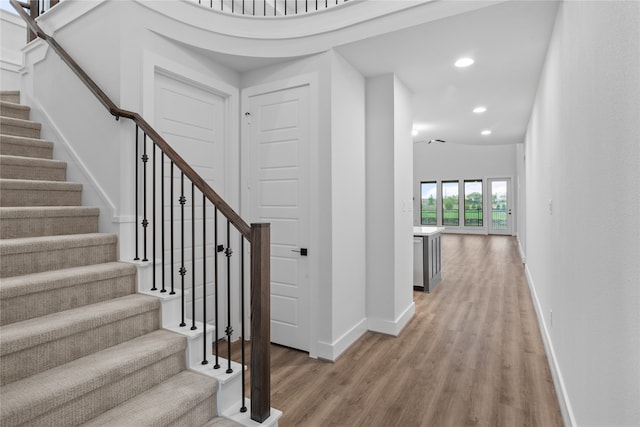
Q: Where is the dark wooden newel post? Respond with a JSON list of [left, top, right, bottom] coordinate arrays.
[[250, 223, 271, 423]]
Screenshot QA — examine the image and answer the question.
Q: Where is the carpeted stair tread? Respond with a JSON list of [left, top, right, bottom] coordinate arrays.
[[0, 262, 136, 325], [0, 100, 30, 120], [0, 330, 187, 427], [0, 294, 161, 384], [0, 91, 20, 103], [0, 134, 53, 159], [0, 116, 41, 138], [0, 206, 99, 238], [0, 233, 117, 277], [0, 154, 67, 181], [0, 293, 159, 356], [82, 370, 219, 427], [0, 178, 82, 207]]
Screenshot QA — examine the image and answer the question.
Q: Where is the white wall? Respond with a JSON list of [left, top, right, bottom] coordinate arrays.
[[0, 9, 25, 90], [329, 50, 367, 356], [366, 74, 415, 336], [413, 142, 518, 233], [523, 2, 640, 426]]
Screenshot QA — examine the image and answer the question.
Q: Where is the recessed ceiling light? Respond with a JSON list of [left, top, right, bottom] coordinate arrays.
[[455, 57, 475, 68], [481, 130, 492, 136], [473, 106, 487, 113]]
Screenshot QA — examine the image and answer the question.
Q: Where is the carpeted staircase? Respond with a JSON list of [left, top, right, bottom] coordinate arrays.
[[0, 91, 241, 427]]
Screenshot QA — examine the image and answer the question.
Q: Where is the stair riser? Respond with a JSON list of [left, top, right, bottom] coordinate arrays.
[[0, 309, 160, 385], [0, 213, 98, 239], [1, 274, 135, 325], [0, 139, 53, 159], [0, 93, 20, 103], [0, 187, 82, 207], [0, 123, 41, 139], [0, 241, 117, 278], [0, 104, 30, 120], [3, 352, 185, 427], [0, 163, 66, 181]]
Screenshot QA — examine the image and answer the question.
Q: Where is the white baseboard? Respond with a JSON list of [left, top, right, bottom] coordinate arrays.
[[316, 318, 367, 361], [368, 301, 415, 336], [524, 265, 576, 427], [517, 237, 526, 263]]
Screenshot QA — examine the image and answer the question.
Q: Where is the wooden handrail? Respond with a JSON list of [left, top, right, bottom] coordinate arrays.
[[10, 0, 251, 239]]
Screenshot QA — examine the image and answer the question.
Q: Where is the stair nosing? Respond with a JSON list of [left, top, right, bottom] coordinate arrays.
[[0, 100, 29, 110], [0, 134, 53, 146], [0, 206, 100, 219], [0, 178, 82, 190], [0, 154, 67, 169], [0, 233, 117, 255], [0, 116, 41, 129], [0, 294, 160, 356]]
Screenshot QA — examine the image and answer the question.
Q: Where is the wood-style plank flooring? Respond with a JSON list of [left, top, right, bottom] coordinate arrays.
[[225, 234, 564, 427]]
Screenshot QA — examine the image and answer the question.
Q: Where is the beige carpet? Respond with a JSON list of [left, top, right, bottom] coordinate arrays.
[[0, 91, 240, 426]]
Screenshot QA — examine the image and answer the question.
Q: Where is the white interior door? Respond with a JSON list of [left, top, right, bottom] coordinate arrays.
[[154, 72, 228, 326], [488, 178, 513, 235], [246, 85, 310, 351]]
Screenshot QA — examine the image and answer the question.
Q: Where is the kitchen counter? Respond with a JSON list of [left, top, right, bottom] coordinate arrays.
[[413, 226, 444, 292]]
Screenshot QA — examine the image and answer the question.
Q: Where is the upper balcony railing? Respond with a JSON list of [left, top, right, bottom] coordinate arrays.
[[17, 0, 350, 36], [193, 0, 349, 17]]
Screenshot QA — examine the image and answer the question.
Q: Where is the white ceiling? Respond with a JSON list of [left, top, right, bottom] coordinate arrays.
[[335, 0, 560, 145], [169, 0, 559, 146]]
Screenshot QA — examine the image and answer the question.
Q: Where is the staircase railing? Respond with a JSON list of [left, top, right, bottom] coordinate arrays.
[[194, 0, 349, 16], [10, 0, 271, 423]]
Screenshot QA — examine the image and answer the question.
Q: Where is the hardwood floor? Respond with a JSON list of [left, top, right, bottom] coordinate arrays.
[[226, 234, 564, 427]]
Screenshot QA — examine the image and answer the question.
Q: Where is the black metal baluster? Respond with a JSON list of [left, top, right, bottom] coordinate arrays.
[[151, 143, 157, 291], [253, 0, 255, 15], [142, 133, 148, 262], [134, 125, 139, 261], [305, 0, 308, 13], [232, 0, 234, 14], [161, 151, 166, 293], [214, 208, 220, 369], [225, 220, 233, 374], [240, 237, 247, 413], [191, 183, 197, 331], [170, 162, 175, 295], [179, 172, 186, 327], [242, 0, 245, 15], [202, 194, 208, 365], [284, 0, 287, 15], [264, 0, 266, 16], [295, 0, 297, 14]]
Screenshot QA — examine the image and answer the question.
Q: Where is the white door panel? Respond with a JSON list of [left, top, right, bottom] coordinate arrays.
[[154, 73, 228, 327], [247, 85, 310, 351]]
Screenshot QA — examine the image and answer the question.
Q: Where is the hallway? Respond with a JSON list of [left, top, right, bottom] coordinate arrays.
[[234, 235, 563, 426]]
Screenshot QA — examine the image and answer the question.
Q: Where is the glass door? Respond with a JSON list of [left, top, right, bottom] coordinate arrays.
[[488, 178, 512, 235]]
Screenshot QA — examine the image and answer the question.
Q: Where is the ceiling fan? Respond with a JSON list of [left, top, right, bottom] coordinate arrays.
[[414, 139, 446, 144]]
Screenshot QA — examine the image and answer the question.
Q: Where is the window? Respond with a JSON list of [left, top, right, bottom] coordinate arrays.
[[420, 181, 437, 225], [442, 181, 459, 226], [464, 180, 483, 226]]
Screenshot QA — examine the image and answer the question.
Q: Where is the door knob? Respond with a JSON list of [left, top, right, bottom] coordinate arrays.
[[292, 248, 308, 256]]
